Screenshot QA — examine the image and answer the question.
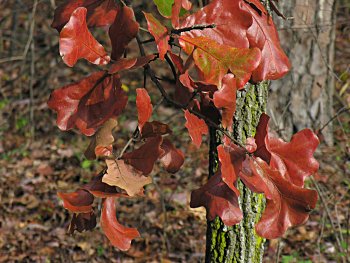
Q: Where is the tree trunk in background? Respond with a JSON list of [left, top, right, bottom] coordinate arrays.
[[206, 83, 268, 263], [267, 0, 337, 145]]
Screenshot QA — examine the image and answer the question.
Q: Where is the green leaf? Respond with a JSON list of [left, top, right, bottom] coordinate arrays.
[[153, 0, 174, 17]]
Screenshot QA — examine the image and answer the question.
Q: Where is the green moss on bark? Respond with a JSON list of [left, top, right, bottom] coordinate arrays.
[[206, 82, 268, 263]]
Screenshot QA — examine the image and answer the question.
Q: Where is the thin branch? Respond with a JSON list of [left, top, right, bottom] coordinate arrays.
[[136, 35, 247, 151], [171, 24, 216, 35], [319, 107, 350, 133]]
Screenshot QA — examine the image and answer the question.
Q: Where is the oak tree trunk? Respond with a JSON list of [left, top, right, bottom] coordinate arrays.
[[267, 0, 337, 145], [206, 83, 268, 263]]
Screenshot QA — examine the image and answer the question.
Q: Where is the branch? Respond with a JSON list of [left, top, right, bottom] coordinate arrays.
[[171, 24, 216, 35], [135, 35, 247, 151]]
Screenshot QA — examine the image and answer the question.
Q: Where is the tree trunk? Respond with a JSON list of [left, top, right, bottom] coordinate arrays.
[[267, 0, 337, 145], [206, 82, 268, 263]]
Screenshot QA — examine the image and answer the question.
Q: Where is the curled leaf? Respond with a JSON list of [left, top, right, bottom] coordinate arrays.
[[190, 173, 243, 226], [51, 0, 119, 32], [57, 189, 94, 213], [136, 88, 153, 130], [159, 138, 185, 173], [48, 72, 127, 136], [101, 197, 140, 250], [68, 212, 97, 234], [144, 12, 170, 60], [109, 6, 139, 60]]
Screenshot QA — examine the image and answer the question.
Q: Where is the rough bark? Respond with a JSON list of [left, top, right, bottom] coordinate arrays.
[[267, 0, 336, 145], [206, 82, 268, 263]]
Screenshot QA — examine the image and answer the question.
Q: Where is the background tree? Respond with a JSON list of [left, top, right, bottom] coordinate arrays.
[[268, 0, 337, 145]]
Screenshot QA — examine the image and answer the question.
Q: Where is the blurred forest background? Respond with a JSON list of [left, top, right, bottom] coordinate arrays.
[[0, 0, 349, 262]]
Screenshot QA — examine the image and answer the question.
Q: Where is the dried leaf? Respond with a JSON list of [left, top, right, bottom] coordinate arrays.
[[85, 118, 118, 160], [57, 189, 94, 213], [103, 160, 153, 196]]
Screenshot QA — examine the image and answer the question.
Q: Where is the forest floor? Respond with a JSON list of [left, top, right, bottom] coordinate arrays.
[[0, 1, 349, 262]]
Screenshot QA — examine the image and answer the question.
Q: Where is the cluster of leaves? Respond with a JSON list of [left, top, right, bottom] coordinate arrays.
[[48, 0, 319, 251]]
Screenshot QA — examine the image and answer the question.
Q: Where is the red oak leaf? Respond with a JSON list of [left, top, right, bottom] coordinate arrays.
[[68, 211, 97, 234], [57, 189, 94, 213], [184, 110, 208, 148], [180, 0, 252, 50], [217, 141, 245, 196], [59, 7, 110, 67], [143, 12, 170, 60], [213, 74, 237, 130], [254, 113, 320, 187], [48, 71, 127, 136], [190, 172, 243, 226], [241, 0, 291, 81], [122, 136, 164, 175], [108, 55, 156, 74], [109, 6, 139, 60], [140, 121, 172, 138], [159, 138, 185, 173], [179, 35, 261, 87], [240, 157, 318, 239], [51, 0, 118, 32], [101, 197, 140, 251], [136, 88, 153, 130]]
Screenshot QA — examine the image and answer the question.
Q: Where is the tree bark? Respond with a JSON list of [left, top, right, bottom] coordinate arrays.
[[206, 82, 268, 263], [267, 0, 337, 145]]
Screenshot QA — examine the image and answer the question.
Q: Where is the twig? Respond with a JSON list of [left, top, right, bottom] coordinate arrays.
[[318, 107, 350, 133], [171, 24, 216, 35], [136, 35, 248, 151], [311, 176, 346, 262]]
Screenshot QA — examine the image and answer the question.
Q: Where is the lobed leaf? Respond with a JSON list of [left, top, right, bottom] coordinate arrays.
[[48, 71, 127, 136], [84, 118, 118, 160], [190, 173, 243, 226], [213, 74, 237, 129], [241, 0, 291, 81], [179, 35, 261, 87], [240, 158, 318, 239], [59, 7, 110, 67], [103, 160, 152, 197], [184, 109, 208, 148], [52, 0, 118, 32], [254, 114, 320, 187]]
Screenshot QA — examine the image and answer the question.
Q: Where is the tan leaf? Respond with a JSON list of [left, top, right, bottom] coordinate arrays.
[[85, 119, 118, 160], [102, 160, 152, 196]]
